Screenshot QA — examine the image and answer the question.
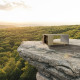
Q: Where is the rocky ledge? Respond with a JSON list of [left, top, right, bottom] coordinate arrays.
[[17, 39, 80, 80]]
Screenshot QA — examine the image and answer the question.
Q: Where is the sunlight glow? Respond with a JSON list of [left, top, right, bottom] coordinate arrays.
[[0, 0, 80, 25]]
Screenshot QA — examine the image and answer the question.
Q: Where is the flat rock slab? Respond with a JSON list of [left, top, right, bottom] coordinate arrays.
[[18, 39, 80, 80]]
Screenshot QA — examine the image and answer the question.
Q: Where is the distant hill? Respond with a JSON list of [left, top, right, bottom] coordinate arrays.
[[0, 25, 17, 28], [0, 21, 80, 28], [0, 22, 80, 28]]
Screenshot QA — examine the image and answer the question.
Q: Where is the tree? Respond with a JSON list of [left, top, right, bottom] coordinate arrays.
[[0, 69, 6, 80], [20, 62, 37, 80], [9, 40, 15, 48], [0, 47, 5, 52]]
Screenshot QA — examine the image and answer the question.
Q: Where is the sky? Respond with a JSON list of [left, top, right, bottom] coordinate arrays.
[[0, 0, 80, 25]]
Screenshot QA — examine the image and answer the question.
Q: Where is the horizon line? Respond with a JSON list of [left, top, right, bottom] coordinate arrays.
[[0, 21, 80, 26]]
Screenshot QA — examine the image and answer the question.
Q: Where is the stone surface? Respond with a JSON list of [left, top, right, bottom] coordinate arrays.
[[17, 39, 80, 80], [36, 72, 50, 80]]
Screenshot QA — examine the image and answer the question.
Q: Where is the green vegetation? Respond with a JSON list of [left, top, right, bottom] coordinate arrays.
[[0, 25, 80, 80]]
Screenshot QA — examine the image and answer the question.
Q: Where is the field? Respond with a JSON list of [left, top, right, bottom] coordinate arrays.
[[0, 25, 80, 80]]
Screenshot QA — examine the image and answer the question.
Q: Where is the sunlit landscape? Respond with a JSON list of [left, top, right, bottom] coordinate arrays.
[[0, 0, 80, 80]]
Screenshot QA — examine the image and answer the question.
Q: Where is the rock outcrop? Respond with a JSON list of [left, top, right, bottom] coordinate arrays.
[[17, 39, 80, 80]]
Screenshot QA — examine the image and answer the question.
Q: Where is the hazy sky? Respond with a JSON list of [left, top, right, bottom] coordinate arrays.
[[0, 0, 80, 25]]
